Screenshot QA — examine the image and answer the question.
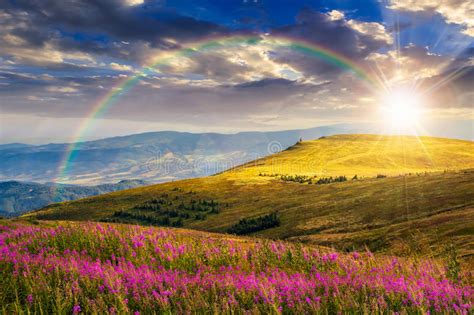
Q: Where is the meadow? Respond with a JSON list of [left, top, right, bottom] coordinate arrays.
[[28, 135, 474, 263], [0, 221, 472, 314]]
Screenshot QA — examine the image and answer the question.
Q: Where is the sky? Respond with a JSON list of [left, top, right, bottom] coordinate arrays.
[[0, 0, 473, 143]]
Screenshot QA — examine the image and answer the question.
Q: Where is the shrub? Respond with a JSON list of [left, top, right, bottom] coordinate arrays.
[[316, 176, 347, 185], [227, 212, 280, 235]]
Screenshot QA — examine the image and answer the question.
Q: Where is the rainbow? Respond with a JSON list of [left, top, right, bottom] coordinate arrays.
[[55, 34, 381, 183]]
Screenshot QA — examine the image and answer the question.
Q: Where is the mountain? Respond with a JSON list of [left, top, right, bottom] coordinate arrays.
[[1, 124, 382, 185], [27, 134, 474, 261], [0, 180, 148, 217], [0, 143, 34, 150], [5, 120, 472, 186]]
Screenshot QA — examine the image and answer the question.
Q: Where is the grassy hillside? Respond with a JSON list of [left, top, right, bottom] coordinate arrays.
[[27, 135, 474, 260], [228, 134, 474, 180]]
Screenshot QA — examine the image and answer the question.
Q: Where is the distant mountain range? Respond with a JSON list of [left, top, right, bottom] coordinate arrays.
[[1, 122, 472, 186], [0, 180, 148, 217], [0, 124, 379, 185]]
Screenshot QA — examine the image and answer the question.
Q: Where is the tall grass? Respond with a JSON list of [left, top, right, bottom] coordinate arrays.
[[0, 222, 472, 314]]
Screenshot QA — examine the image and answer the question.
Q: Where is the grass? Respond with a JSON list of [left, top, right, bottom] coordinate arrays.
[[0, 221, 472, 314], [25, 135, 474, 262], [227, 134, 474, 180]]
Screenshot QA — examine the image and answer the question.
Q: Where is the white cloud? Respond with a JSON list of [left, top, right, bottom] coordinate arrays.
[[123, 0, 144, 6], [325, 10, 393, 44], [347, 20, 394, 45], [1, 41, 94, 66], [327, 10, 345, 21], [46, 86, 78, 93], [147, 39, 305, 86], [110, 62, 133, 71]]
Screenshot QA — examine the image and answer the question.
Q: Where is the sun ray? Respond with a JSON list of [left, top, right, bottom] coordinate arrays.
[[421, 66, 469, 97]]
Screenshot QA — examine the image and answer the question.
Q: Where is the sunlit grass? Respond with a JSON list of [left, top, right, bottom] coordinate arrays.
[[25, 135, 474, 262]]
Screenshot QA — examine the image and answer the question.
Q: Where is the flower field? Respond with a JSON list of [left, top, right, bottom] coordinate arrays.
[[0, 221, 472, 314]]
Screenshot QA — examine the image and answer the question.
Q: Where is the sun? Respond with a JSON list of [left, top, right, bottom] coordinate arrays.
[[380, 87, 423, 129]]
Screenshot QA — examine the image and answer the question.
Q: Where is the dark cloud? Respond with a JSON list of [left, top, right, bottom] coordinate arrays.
[[451, 66, 474, 91], [160, 52, 256, 83], [232, 78, 299, 89], [420, 66, 474, 109], [0, 75, 327, 122], [270, 8, 390, 77], [0, 0, 227, 64], [10, 0, 225, 41], [388, 0, 474, 36]]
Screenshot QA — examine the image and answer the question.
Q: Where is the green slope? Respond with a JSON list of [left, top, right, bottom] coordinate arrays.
[[26, 135, 474, 260]]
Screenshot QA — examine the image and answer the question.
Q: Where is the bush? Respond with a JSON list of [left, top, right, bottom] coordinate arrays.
[[316, 176, 347, 185], [280, 174, 314, 184], [172, 218, 184, 227], [194, 213, 207, 220], [227, 212, 280, 235]]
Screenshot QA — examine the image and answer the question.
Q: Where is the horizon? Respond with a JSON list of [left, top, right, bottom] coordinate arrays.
[[1, 120, 474, 145]]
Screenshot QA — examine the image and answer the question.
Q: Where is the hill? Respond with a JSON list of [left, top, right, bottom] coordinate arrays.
[[0, 124, 375, 185], [27, 135, 474, 260], [0, 180, 148, 217], [229, 134, 474, 179], [3, 122, 472, 185], [0, 220, 471, 313]]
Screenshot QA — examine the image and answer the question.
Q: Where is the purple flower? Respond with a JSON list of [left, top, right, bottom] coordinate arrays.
[[72, 305, 81, 314], [0, 222, 472, 314]]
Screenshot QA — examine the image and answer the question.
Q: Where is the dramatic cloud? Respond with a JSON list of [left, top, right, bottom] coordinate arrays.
[[366, 45, 453, 83], [389, 0, 474, 36], [0, 1, 472, 142], [153, 40, 305, 86], [328, 10, 393, 45], [271, 8, 392, 80], [420, 66, 474, 111], [0, 1, 226, 67]]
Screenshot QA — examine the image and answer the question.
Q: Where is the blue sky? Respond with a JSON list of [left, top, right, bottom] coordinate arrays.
[[0, 0, 472, 143]]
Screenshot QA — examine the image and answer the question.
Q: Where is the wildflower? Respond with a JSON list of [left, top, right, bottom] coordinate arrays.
[[72, 305, 81, 314], [1, 222, 472, 314], [26, 294, 33, 305]]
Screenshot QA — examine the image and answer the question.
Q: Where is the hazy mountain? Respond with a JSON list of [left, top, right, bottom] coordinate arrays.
[[0, 124, 378, 185], [1, 122, 472, 185], [0, 143, 34, 150], [0, 179, 148, 217]]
